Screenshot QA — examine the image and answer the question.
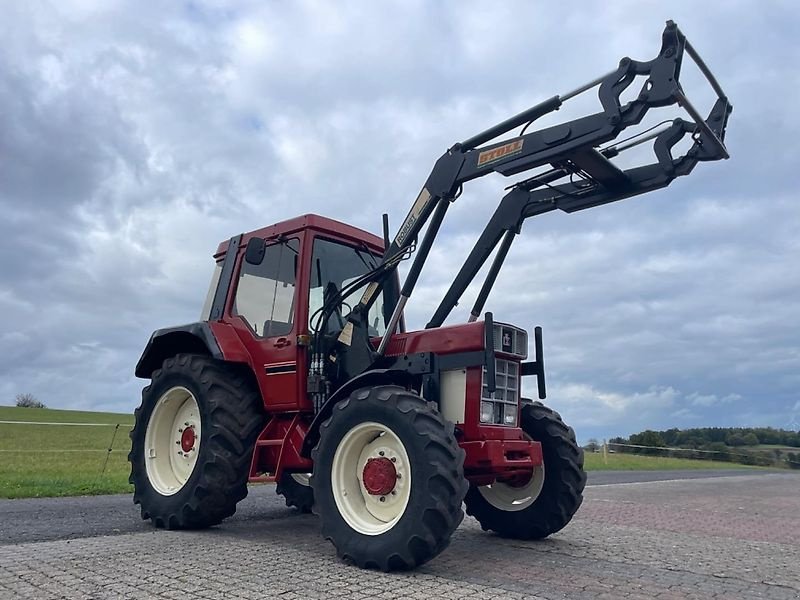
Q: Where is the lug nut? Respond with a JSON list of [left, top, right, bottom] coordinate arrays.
[[396, 473, 402, 479], [379, 496, 385, 502], [379, 451, 385, 456], [391, 457, 396, 463]]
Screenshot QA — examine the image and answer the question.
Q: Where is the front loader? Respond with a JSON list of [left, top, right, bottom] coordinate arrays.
[[129, 21, 731, 570]]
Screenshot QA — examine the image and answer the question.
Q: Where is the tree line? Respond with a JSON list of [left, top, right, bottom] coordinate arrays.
[[607, 426, 800, 469]]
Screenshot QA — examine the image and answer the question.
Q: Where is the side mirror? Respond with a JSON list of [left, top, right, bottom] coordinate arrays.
[[244, 237, 266, 265]]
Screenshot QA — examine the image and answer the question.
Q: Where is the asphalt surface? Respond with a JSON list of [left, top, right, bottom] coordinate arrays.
[[0, 469, 765, 546], [1, 469, 798, 599]]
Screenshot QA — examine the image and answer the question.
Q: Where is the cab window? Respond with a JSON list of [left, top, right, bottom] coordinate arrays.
[[308, 238, 387, 337], [233, 239, 299, 337]]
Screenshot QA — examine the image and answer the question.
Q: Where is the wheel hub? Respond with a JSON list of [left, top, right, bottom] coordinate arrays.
[[180, 426, 196, 453], [362, 457, 397, 496]]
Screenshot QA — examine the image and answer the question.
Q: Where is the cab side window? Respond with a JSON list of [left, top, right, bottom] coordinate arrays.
[[233, 239, 299, 337]]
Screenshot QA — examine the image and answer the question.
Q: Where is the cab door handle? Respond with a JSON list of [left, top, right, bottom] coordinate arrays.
[[273, 337, 291, 348]]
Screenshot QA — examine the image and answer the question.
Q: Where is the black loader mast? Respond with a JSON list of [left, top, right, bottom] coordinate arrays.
[[326, 20, 732, 381]]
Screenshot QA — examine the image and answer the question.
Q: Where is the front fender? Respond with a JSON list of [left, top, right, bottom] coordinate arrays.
[[300, 369, 415, 458], [134, 322, 223, 379]]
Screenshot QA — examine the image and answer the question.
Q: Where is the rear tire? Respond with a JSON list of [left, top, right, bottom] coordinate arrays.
[[465, 401, 586, 539], [311, 385, 467, 571], [276, 472, 314, 513], [129, 354, 263, 529]]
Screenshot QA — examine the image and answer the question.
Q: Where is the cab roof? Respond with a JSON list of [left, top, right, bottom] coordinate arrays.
[[214, 213, 385, 257]]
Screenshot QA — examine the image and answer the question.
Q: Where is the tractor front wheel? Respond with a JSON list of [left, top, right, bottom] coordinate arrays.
[[276, 472, 314, 513], [464, 401, 586, 539], [311, 385, 467, 570], [129, 354, 263, 529]]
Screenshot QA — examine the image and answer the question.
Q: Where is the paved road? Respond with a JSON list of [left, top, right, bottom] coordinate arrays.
[[1, 470, 798, 599], [0, 469, 767, 546]]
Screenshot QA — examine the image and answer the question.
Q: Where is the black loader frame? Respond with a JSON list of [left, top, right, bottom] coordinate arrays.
[[318, 20, 731, 384]]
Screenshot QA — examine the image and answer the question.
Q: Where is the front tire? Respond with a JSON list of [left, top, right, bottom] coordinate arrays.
[[276, 472, 314, 513], [465, 401, 586, 539], [129, 354, 264, 529], [311, 385, 467, 571]]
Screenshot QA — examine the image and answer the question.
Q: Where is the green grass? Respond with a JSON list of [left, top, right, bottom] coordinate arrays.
[[1, 406, 775, 499], [584, 452, 763, 471], [748, 444, 799, 453], [0, 406, 134, 425], [0, 406, 134, 499]]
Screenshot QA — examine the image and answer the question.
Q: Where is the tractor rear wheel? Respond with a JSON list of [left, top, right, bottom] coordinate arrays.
[[311, 385, 467, 570], [129, 353, 263, 529], [464, 401, 586, 539], [276, 472, 314, 512]]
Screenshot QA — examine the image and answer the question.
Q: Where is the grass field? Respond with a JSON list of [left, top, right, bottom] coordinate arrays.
[[0, 406, 134, 498], [0, 406, 769, 499], [583, 451, 761, 471]]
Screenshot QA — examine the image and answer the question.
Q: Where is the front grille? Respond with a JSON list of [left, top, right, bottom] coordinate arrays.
[[481, 359, 519, 426], [493, 323, 527, 359]]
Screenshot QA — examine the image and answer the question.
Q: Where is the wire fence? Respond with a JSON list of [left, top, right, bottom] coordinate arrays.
[[0, 420, 133, 476], [604, 441, 800, 469]]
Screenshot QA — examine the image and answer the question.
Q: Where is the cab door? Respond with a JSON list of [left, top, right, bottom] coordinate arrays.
[[228, 236, 306, 410]]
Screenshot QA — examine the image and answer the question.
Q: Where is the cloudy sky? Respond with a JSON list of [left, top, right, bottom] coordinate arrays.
[[1, 0, 798, 442]]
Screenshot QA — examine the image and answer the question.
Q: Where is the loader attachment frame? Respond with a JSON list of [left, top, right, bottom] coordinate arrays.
[[317, 20, 731, 381]]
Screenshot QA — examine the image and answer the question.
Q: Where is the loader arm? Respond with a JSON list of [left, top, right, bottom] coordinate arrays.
[[322, 20, 732, 381]]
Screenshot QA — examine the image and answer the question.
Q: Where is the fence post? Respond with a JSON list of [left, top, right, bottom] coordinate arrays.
[[603, 439, 608, 465], [100, 423, 121, 476]]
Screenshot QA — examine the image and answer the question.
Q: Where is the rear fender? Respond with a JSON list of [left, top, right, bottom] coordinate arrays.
[[135, 321, 249, 378]]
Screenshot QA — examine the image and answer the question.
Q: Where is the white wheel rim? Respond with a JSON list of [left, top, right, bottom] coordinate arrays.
[[291, 473, 311, 486], [144, 386, 202, 496], [330, 421, 411, 536], [478, 465, 545, 512]]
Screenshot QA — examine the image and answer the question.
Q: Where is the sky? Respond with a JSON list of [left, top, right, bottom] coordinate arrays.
[[1, 0, 798, 443]]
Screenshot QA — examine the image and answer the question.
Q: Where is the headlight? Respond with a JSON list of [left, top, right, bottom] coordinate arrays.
[[481, 359, 520, 426]]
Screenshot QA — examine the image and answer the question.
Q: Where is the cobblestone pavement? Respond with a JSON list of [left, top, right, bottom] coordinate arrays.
[[0, 473, 797, 599]]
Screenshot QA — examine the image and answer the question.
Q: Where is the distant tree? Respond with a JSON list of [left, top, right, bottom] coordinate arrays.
[[662, 428, 680, 446], [706, 442, 730, 462], [629, 430, 666, 455], [726, 432, 746, 447], [742, 432, 759, 446], [15, 393, 45, 409], [630, 430, 665, 447], [584, 439, 600, 453]]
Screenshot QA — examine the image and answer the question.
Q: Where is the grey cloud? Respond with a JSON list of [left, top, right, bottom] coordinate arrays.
[[0, 1, 798, 444]]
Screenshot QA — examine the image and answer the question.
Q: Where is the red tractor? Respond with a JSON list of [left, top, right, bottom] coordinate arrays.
[[129, 21, 731, 570]]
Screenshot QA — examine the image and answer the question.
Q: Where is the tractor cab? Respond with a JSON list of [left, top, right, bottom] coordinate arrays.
[[200, 214, 401, 412]]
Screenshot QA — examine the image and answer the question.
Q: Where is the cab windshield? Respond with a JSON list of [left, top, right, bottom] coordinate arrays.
[[308, 237, 387, 337]]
